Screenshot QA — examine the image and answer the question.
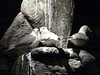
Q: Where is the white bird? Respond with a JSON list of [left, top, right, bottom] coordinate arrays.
[[8, 28, 40, 50], [69, 25, 92, 46], [39, 27, 60, 46]]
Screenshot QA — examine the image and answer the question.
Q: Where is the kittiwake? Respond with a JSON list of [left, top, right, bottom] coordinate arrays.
[[69, 25, 92, 46], [8, 28, 40, 50], [39, 27, 60, 46]]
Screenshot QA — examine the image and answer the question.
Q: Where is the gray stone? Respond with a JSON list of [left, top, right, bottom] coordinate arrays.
[[31, 47, 59, 54], [63, 48, 78, 57], [0, 0, 96, 75], [0, 12, 32, 48], [21, 0, 74, 49], [79, 50, 95, 66], [11, 53, 69, 75], [31, 47, 71, 58], [10, 48, 95, 75], [68, 59, 82, 71], [0, 12, 33, 58]]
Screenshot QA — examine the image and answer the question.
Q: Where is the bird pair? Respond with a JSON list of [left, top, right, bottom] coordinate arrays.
[[8, 27, 60, 50], [40, 25, 92, 47], [41, 25, 92, 47]]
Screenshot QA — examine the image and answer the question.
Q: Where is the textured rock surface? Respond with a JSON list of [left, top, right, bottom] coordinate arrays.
[[0, 0, 96, 75], [21, 0, 74, 49], [11, 48, 95, 75], [0, 0, 74, 58], [0, 12, 33, 57], [79, 50, 95, 66], [68, 59, 82, 71], [31, 47, 59, 55], [0, 12, 32, 48]]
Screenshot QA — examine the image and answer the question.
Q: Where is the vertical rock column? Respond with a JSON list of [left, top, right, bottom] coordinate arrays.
[[51, 0, 74, 48], [21, 0, 74, 48]]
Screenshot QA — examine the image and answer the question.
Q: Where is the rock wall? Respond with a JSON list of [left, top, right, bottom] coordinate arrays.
[[21, 0, 74, 48], [0, 0, 96, 75], [11, 48, 95, 75]]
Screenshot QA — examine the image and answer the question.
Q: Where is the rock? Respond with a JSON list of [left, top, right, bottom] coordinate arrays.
[[68, 59, 82, 71], [11, 53, 69, 75], [31, 47, 81, 58], [0, 12, 32, 48], [79, 50, 95, 67], [21, 0, 45, 28], [11, 48, 95, 75], [0, 12, 33, 58], [31, 47, 70, 58], [21, 0, 74, 49], [0, 0, 96, 75], [31, 47, 59, 54], [63, 48, 78, 57]]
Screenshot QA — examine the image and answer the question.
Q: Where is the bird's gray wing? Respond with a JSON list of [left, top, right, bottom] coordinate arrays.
[[15, 34, 36, 46], [72, 33, 89, 40]]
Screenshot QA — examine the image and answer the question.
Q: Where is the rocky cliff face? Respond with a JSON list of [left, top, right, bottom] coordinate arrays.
[[0, 0, 96, 75], [21, 0, 74, 49], [11, 47, 95, 75]]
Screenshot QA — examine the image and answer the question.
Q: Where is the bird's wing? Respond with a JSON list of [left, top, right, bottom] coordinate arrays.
[[71, 33, 89, 40], [40, 32, 50, 40], [40, 32, 58, 40], [15, 34, 36, 46]]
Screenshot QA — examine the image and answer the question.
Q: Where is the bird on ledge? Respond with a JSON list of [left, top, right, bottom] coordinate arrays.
[[69, 25, 92, 46], [39, 27, 60, 46], [8, 28, 40, 50]]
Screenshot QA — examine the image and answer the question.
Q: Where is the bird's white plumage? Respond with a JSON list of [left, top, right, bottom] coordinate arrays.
[[29, 28, 40, 48], [8, 28, 40, 50], [69, 25, 92, 46], [40, 27, 60, 46]]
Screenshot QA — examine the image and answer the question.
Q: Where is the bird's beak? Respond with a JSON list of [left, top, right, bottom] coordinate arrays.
[[39, 31, 42, 34]]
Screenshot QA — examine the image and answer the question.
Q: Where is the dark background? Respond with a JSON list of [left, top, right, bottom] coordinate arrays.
[[0, 0, 22, 39], [0, 0, 100, 74]]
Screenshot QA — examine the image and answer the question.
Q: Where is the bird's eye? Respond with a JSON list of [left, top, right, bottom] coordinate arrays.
[[43, 28, 44, 30]]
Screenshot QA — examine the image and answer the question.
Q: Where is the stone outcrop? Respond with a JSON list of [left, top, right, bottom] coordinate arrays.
[[21, 0, 74, 48], [0, 0, 95, 75], [11, 47, 95, 75]]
